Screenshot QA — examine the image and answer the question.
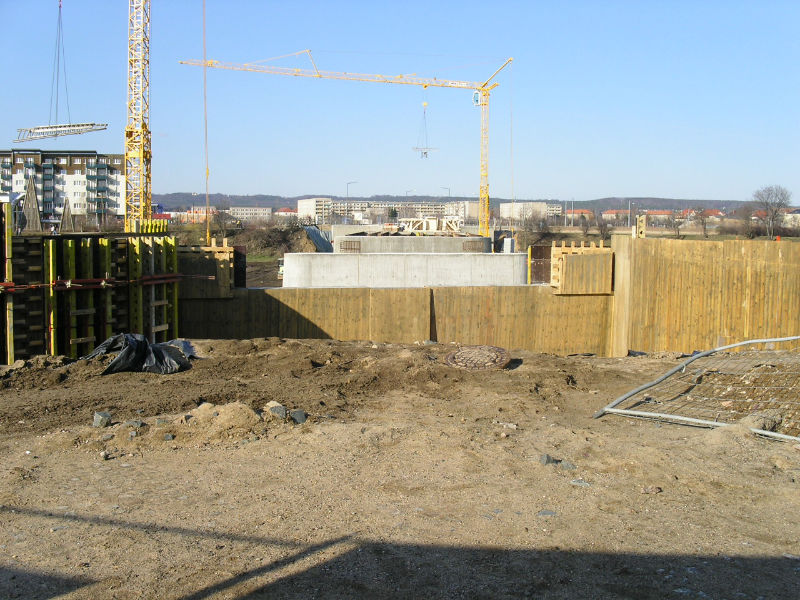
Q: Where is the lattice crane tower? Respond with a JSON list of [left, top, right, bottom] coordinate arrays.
[[125, 0, 152, 231]]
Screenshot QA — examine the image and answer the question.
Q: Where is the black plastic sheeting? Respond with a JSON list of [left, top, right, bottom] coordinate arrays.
[[303, 226, 333, 252], [81, 333, 198, 375]]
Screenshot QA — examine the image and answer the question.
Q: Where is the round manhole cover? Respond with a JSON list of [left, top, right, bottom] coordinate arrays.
[[444, 345, 511, 370]]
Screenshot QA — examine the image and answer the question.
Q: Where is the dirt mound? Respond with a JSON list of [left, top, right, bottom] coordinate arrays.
[[287, 228, 318, 253]]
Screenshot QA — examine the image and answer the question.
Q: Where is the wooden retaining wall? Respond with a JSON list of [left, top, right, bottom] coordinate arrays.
[[180, 285, 612, 356], [612, 236, 800, 355], [181, 236, 800, 357]]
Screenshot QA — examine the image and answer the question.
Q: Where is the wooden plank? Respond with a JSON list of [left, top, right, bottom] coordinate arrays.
[[609, 235, 632, 356], [64, 239, 78, 359], [165, 236, 179, 339], [129, 237, 143, 334], [44, 239, 58, 355], [80, 238, 95, 357], [556, 253, 613, 295], [97, 237, 112, 341], [4, 203, 13, 363]]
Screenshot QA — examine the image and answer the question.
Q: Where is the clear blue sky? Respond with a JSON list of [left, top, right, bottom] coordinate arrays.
[[1, 1, 798, 202]]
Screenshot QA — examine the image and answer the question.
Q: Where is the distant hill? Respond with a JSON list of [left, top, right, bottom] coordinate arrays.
[[154, 193, 749, 213]]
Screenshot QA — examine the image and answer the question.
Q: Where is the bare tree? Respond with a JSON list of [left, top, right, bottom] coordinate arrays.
[[692, 206, 709, 238], [753, 185, 791, 239], [595, 211, 610, 241], [666, 213, 682, 238], [579, 214, 589, 236], [736, 203, 756, 238]]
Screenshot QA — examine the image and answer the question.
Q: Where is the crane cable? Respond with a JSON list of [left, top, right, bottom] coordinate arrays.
[[203, 0, 211, 245], [48, 0, 72, 127], [509, 60, 515, 233]]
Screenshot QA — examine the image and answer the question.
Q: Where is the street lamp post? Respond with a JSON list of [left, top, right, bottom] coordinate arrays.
[[346, 181, 358, 201]]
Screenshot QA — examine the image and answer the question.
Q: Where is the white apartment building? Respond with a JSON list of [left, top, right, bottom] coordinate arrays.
[[298, 197, 462, 225], [499, 201, 549, 221], [228, 206, 273, 221], [0, 149, 124, 224], [444, 200, 479, 221], [498, 201, 563, 222]]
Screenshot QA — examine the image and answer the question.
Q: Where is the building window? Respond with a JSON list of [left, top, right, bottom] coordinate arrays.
[[59, 158, 67, 164], [113, 158, 121, 165], [73, 158, 82, 165], [16, 157, 23, 164]]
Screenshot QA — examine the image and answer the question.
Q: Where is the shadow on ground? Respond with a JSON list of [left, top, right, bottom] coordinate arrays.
[[2, 505, 797, 599]]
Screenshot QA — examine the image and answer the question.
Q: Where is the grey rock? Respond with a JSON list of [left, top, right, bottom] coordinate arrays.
[[128, 431, 137, 439], [156, 418, 170, 426], [265, 401, 287, 420], [163, 433, 175, 441], [124, 419, 145, 429], [423, 340, 437, 346], [560, 461, 577, 470], [537, 509, 557, 517], [101, 434, 114, 442], [99, 450, 110, 460], [570, 478, 591, 488], [539, 454, 559, 466], [289, 409, 307, 424], [93, 411, 112, 428]]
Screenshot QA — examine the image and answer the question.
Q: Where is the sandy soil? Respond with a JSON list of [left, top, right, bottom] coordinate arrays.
[[245, 262, 280, 288], [0, 338, 798, 599]]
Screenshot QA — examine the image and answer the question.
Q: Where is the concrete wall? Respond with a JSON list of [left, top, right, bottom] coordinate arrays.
[[282, 252, 527, 288], [333, 235, 490, 254]]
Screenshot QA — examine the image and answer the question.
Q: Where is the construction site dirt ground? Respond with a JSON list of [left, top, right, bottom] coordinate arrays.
[[1, 338, 798, 599]]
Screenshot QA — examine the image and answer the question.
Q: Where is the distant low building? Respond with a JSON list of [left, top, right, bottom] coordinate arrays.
[[228, 206, 273, 222], [565, 208, 594, 223], [645, 209, 674, 223], [784, 208, 800, 228], [499, 201, 548, 221], [498, 201, 563, 222], [274, 207, 297, 219], [602, 209, 631, 222]]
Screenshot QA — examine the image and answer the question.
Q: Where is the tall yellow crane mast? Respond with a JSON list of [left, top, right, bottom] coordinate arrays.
[[180, 51, 512, 237], [125, 0, 152, 231]]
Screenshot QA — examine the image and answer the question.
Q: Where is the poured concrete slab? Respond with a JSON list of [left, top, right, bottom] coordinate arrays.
[[283, 252, 527, 288]]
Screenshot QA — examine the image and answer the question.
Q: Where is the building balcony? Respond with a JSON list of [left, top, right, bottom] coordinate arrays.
[[1, 162, 11, 169], [1, 184, 11, 192], [43, 184, 54, 191], [42, 173, 53, 180], [86, 174, 107, 181], [42, 163, 54, 170], [1, 173, 10, 180], [87, 162, 108, 169], [88, 185, 108, 193]]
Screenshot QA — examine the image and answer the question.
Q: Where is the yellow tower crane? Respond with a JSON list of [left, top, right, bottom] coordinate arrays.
[[125, 0, 152, 231], [180, 51, 512, 238]]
